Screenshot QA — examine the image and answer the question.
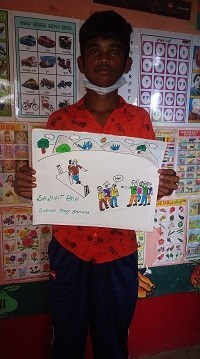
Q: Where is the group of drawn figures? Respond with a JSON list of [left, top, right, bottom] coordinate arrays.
[[97, 179, 153, 212]]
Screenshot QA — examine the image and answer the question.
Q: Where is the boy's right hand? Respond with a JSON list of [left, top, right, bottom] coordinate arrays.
[[14, 165, 37, 200]]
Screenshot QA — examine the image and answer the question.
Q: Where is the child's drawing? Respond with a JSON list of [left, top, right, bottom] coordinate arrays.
[[32, 129, 166, 231]]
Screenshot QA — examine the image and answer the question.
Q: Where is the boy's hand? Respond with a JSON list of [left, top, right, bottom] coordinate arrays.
[[14, 165, 37, 200], [157, 169, 179, 199]]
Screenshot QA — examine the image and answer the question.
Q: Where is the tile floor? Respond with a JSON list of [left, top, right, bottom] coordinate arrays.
[[139, 345, 200, 359]]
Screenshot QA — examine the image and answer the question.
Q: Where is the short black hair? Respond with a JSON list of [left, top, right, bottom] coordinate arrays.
[[79, 10, 132, 59]]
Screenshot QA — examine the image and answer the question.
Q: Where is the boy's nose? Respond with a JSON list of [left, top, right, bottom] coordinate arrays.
[[98, 52, 110, 63]]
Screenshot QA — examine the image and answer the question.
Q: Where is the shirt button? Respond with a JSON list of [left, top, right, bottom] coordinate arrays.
[[94, 233, 97, 237]]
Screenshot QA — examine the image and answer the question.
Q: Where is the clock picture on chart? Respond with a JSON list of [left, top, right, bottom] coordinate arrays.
[[139, 31, 191, 124]]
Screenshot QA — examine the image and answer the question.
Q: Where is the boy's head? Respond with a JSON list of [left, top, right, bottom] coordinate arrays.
[[79, 10, 132, 59]]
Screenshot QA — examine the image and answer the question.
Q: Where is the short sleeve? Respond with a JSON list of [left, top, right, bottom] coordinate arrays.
[[140, 109, 155, 140]]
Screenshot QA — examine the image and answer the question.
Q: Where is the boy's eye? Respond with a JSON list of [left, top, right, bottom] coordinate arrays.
[[111, 49, 120, 55], [89, 48, 99, 54]]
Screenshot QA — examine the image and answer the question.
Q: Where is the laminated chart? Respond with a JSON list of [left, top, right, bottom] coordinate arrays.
[[0, 207, 52, 283], [186, 198, 200, 259], [176, 129, 200, 195], [0, 10, 12, 117], [136, 230, 146, 266], [32, 129, 166, 231], [139, 29, 191, 124], [13, 13, 80, 120], [0, 122, 30, 204], [145, 198, 187, 267], [188, 36, 200, 124], [155, 129, 176, 169]]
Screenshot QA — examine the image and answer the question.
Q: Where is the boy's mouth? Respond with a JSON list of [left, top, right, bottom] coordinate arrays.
[[95, 65, 112, 73]]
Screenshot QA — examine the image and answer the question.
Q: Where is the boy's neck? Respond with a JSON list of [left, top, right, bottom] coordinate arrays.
[[84, 90, 119, 127]]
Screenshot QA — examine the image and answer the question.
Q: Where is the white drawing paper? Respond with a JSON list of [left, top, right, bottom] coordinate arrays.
[[32, 129, 166, 231]]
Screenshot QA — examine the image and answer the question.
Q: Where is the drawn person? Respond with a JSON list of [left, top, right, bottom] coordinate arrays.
[[137, 181, 143, 205], [190, 73, 200, 96], [121, 179, 138, 207], [110, 183, 119, 207], [14, 11, 179, 359], [193, 46, 200, 71], [103, 181, 111, 206], [188, 98, 200, 122], [97, 185, 109, 211], [70, 159, 87, 184], [147, 182, 153, 205], [138, 181, 148, 206], [68, 159, 73, 184]]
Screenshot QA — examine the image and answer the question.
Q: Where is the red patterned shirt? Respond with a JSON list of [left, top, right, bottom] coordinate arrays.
[[46, 96, 155, 263]]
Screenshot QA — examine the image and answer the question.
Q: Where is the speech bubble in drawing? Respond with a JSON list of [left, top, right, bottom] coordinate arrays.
[[113, 174, 124, 182]]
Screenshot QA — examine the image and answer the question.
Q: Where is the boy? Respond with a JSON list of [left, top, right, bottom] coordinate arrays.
[[14, 10, 179, 359]]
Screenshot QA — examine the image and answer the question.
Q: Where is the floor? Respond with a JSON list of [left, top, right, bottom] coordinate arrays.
[[139, 345, 200, 358]]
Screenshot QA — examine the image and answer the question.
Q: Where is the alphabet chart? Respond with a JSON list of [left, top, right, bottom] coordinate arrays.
[[138, 29, 192, 125]]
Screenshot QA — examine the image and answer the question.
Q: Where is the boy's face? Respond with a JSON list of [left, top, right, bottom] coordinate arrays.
[[78, 37, 132, 88]]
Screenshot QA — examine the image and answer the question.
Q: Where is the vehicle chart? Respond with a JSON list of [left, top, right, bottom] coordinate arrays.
[[13, 13, 80, 120]]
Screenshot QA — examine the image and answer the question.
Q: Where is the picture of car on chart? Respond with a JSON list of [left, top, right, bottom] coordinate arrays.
[[39, 56, 56, 68], [21, 55, 38, 67], [19, 35, 36, 47], [58, 35, 71, 50], [38, 35, 56, 48]]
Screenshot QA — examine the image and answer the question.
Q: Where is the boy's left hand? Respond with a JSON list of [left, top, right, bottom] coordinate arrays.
[[157, 169, 179, 199]]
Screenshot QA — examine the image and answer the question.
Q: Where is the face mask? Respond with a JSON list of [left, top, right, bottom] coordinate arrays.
[[83, 75, 127, 95]]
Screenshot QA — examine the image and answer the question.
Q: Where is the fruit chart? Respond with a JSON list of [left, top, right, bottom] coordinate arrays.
[[13, 13, 80, 120]]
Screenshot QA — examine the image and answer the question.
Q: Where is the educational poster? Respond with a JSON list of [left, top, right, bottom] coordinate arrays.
[[175, 129, 200, 196], [136, 230, 145, 266], [118, 29, 140, 105], [139, 29, 192, 125], [186, 198, 200, 259], [32, 129, 166, 231], [0, 10, 12, 117], [188, 36, 200, 123], [13, 13, 80, 120], [0, 122, 30, 204], [155, 128, 176, 169], [145, 198, 187, 267], [0, 207, 52, 283]]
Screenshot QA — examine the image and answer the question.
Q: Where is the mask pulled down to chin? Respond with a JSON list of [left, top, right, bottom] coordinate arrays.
[[83, 75, 127, 95]]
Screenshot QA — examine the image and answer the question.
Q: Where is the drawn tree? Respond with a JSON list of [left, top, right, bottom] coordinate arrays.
[[37, 138, 49, 154]]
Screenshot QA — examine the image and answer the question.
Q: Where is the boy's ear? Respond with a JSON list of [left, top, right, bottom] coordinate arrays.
[[124, 56, 132, 74], [77, 56, 85, 74]]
